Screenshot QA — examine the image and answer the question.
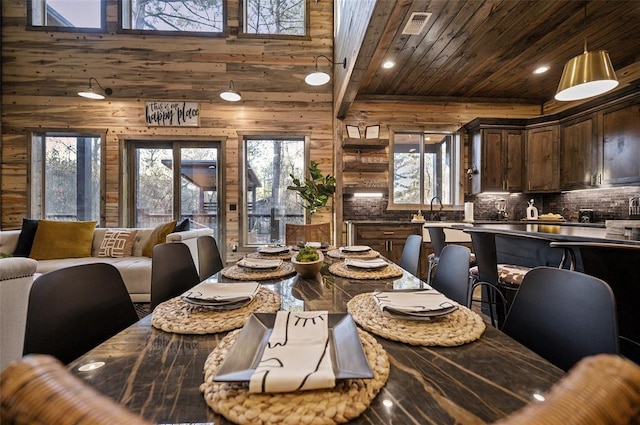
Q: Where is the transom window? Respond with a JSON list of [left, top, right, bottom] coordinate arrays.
[[29, 0, 105, 30], [121, 0, 224, 33], [243, 137, 305, 246], [243, 0, 306, 36], [390, 131, 461, 210]]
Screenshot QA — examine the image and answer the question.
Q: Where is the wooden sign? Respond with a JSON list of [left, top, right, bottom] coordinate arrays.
[[145, 101, 199, 127]]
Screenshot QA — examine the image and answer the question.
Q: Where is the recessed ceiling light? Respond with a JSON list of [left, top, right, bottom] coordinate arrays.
[[382, 60, 396, 69], [533, 66, 550, 74]]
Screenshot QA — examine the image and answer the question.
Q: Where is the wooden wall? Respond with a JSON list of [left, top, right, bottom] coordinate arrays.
[[0, 0, 335, 261]]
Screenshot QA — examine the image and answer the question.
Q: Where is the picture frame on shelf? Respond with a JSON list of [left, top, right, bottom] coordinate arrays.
[[365, 125, 380, 139], [346, 125, 361, 139]]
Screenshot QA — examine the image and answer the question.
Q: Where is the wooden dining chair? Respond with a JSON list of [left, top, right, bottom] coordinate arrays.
[[151, 242, 201, 310], [197, 235, 224, 281], [493, 354, 640, 425], [285, 222, 331, 245], [430, 244, 471, 306], [398, 234, 422, 276], [1, 354, 152, 425], [502, 266, 619, 371], [23, 263, 139, 365]]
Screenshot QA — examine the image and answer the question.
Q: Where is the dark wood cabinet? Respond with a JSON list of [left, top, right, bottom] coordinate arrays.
[[466, 120, 525, 194], [602, 103, 640, 185], [560, 116, 597, 189], [525, 124, 560, 192]]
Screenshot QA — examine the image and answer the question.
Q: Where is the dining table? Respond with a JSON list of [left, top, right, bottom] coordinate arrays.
[[67, 248, 564, 425]]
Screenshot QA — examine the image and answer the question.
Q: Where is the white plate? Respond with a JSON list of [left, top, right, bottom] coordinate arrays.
[[182, 297, 254, 310], [340, 245, 371, 253], [237, 258, 283, 270], [345, 258, 388, 270], [382, 304, 458, 321], [258, 246, 290, 254]]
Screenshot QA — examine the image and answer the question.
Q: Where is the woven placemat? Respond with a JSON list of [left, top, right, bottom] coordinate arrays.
[[151, 288, 280, 334], [347, 293, 486, 346], [200, 328, 389, 425], [328, 261, 404, 280], [326, 249, 381, 259], [222, 263, 296, 281], [246, 251, 293, 260]]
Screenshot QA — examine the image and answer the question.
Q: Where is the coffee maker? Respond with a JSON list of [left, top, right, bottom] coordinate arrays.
[[496, 198, 508, 221]]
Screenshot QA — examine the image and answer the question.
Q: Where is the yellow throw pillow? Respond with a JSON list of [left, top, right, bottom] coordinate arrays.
[[29, 220, 97, 260], [142, 221, 177, 257], [98, 229, 138, 258]]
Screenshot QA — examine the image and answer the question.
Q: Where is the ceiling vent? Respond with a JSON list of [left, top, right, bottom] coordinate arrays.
[[402, 12, 432, 35]]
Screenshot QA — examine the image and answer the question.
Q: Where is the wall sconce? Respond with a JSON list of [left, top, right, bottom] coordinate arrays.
[[77, 77, 112, 100], [220, 80, 241, 102], [305, 55, 347, 86]]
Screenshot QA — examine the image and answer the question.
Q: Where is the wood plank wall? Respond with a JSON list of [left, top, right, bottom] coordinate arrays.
[[0, 0, 335, 261]]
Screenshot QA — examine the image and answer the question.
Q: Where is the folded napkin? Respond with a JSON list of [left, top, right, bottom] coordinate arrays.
[[373, 290, 457, 315], [305, 241, 322, 248], [237, 258, 283, 269], [259, 246, 290, 254], [183, 281, 260, 303], [345, 258, 388, 269], [249, 311, 335, 393], [340, 245, 371, 253]]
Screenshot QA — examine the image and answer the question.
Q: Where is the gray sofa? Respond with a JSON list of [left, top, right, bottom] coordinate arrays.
[[0, 227, 213, 303]]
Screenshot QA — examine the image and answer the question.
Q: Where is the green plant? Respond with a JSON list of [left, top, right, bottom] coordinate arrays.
[[288, 161, 336, 223], [0, 253, 13, 259], [295, 246, 320, 262]]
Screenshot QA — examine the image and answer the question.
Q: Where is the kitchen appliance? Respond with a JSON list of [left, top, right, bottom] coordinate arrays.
[[578, 209, 594, 223], [630, 196, 640, 219], [495, 198, 508, 221]]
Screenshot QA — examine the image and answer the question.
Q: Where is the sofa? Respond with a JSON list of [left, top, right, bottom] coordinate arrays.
[[0, 224, 213, 303], [0, 257, 38, 371]]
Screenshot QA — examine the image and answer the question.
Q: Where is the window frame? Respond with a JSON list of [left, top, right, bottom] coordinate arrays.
[[239, 0, 310, 39], [29, 129, 107, 226], [118, 0, 228, 37], [239, 133, 309, 249], [27, 0, 107, 32], [388, 128, 462, 211]]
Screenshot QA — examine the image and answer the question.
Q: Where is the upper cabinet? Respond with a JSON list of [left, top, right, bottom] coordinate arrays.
[[525, 124, 560, 193], [601, 102, 640, 185], [560, 115, 597, 189], [466, 119, 525, 194]]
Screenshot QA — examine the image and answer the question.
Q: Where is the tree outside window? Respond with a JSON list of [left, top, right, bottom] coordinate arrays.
[[244, 0, 305, 36], [30, 0, 104, 29], [122, 0, 224, 32]]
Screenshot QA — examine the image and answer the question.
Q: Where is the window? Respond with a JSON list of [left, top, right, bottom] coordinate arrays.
[[121, 0, 224, 33], [243, 137, 305, 246], [390, 131, 460, 209], [243, 0, 306, 36], [29, 0, 105, 30], [30, 132, 103, 222]]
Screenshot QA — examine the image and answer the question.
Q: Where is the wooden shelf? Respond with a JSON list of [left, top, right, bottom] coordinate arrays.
[[342, 162, 389, 172], [342, 138, 388, 152]]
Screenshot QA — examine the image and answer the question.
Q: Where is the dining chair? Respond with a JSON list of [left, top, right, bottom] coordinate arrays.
[[502, 266, 619, 371], [23, 263, 139, 365], [285, 222, 331, 245], [0, 354, 152, 425], [494, 354, 640, 425], [197, 235, 224, 281], [150, 242, 201, 310], [429, 244, 471, 305], [550, 241, 640, 364], [398, 234, 422, 276], [425, 226, 446, 286]]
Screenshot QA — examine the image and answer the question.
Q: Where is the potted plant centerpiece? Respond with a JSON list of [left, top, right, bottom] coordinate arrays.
[[291, 246, 324, 278], [287, 161, 336, 224]]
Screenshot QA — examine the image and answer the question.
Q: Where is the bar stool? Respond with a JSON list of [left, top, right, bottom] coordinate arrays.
[[426, 226, 476, 286]]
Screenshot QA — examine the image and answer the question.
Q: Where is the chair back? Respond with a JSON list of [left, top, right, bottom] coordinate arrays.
[[197, 235, 224, 280], [151, 242, 201, 310], [426, 226, 446, 257], [494, 354, 640, 425], [23, 263, 138, 364], [1, 354, 152, 425], [467, 228, 499, 285], [502, 267, 618, 371], [398, 234, 422, 276], [285, 222, 331, 245], [431, 244, 471, 305]]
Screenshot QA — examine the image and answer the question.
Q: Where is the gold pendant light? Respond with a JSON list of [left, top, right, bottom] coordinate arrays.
[[555, 2, 618, 101]]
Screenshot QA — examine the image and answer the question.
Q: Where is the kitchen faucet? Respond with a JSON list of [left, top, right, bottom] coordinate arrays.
[[429, 196, 443, 221]]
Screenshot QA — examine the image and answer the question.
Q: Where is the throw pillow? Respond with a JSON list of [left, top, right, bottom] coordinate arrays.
[[174, 218, 190, 232], [142, 220, 177, 257], [98, 229, 138, 258], [29, 220, 97, 260], [13, 218, 39, 257]]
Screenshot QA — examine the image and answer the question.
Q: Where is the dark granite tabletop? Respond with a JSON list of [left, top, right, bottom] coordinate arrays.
[[68, 260, 564, 424]]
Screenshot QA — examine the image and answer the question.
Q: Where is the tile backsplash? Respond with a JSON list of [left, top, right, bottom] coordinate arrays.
[[343, 186, 640, 223]]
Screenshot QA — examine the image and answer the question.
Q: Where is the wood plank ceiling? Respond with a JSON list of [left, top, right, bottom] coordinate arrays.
[[352, 0, 640, 105]]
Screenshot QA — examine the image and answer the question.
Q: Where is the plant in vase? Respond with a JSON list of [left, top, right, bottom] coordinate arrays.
[[291, 246, 324, 278], [287, 161, 336, 224]]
